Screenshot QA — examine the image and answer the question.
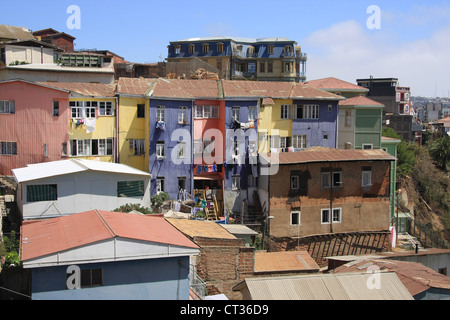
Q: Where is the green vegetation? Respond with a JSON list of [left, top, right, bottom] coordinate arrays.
[[151, 192, 170, 211], [1, 231, 21, 267], [114, 203, 154, 215], [382, 127, 416, 177]]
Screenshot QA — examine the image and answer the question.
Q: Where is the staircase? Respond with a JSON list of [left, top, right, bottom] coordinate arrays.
[[397, 232, 423, 250]]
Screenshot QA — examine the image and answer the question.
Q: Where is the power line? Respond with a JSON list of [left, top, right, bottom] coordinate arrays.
[[0, 285, 32, 300]]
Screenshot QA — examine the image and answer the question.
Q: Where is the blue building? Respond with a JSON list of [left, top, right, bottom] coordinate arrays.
[[20, 210, 199, 300], [166, 36, 307, 82]]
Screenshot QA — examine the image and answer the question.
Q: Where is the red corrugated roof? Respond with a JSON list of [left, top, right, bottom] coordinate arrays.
[[21, 210, 198, 262], [262, 148, 395, 165], [38, 82, 116, 97]]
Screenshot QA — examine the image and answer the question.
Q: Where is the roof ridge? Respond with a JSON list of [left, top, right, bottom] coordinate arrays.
[[93, 209, 117, 238]]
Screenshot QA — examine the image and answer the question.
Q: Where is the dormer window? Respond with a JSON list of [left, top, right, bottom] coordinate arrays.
[[217, 43, 224, 53], [188, 44, 195, 54], [267, 45, 274, 55], [174, 45, 181, 55], [202, 43, 210, 54]]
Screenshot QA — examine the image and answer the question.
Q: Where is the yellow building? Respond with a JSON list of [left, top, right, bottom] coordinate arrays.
[[116, 78, 156, 172], [40, 82, 118, 163]]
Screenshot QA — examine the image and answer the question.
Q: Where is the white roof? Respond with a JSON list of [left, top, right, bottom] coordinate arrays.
[[13, 159, 150, 183], [175, 36, 293, 43]]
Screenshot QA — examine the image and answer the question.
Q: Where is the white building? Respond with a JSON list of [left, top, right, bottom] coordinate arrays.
[[13, 159, 151, 220]]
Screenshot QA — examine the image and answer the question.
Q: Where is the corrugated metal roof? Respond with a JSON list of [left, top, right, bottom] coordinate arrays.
[[150, 78, 220, 99], [254, 251, 320, 273], [261, 148, 395, 165], [234, 272, 414, 300], [220, 224, 259, 236], [38, 82, 116, 97], [339, 95, 384, 107], [167, 218, 237, 240], [21, 210, 199, 262], [304, 77, 369, 92], [0, 24, 35, 40], [13, 159, 150, 183], [116, 77, 157, 96]]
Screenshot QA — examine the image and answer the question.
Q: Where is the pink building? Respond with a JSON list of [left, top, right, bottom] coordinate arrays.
[[0, 80, 70, 175]]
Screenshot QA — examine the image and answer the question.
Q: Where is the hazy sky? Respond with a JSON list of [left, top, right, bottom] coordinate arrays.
[[3, 0, 450, 97]]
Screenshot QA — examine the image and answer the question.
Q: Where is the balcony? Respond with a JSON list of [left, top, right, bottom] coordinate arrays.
[[281, 52, 308, 59], [232, 50, 258, 59]]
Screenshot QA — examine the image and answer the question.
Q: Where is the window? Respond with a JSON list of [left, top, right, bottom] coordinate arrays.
[[1, 142, 17, 155], [156, 141, 165, 159], [178, 106, 188, 124], [178, 142, 186, 159], [80, 269, 103, 288], [27, 184, 57, 202], [70, 101, 96, 119], [291, 211, 300, 226], [281, 105, 291, 119], [70, 139, 113, 156], [156, 177, 165, 193], [202, 43, 209, 53], [232, 175, 240, 190], [193, 140, 203, 158], [294, 105, 319, 119], [217, 43, 224, 53], [362, 144, 373, 150], [248, 106, 257, 121], [280, 137, 291, 148], [129, 139, 145, 156], [70, 101, 83, 118], [248, 174, 257, 188], [362, 170, 372, 187], [269, 135, 279, 149], [137, 104, 145, 118], [267, 45, 274, 55], [283, 62, 293, 73], [117, 180, 144, 197], [328, 105, 333, 112], [188, 44, 195, 54], [178, 177, 187, 190], [232, 107, 240, 122], [292, 135, 307, 149], [84, 101, 97, 118], [345, 110, 352, 127], [321, 171, 342, 188], [291, 175, 299, 190], [321, 208, 342, 224], [156, 106, 165, 122], [99, 102, 113, 116], [267, 62, 273, 73], [194, 105, 219, 119], [62, 142, 68, 156], [0, 100, 15, 114], [174, 45, 181, 55], [53, 101, 59, 116], [216, 59, 222, 71], [324, 135, 328, 140], [259, 61, 265, 73], [43, 143, 49, 157]]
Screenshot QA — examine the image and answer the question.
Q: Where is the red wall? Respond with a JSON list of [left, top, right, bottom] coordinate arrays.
[[0, 81, 70, 175]]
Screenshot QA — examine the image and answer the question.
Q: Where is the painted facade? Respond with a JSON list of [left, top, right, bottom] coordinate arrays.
[[0, 80, 69, 176]]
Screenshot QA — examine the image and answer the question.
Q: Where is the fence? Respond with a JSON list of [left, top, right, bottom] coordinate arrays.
[[407, 217, 449, 249]]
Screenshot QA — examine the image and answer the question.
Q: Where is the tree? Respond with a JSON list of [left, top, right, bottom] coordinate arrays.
[[151, 192, 170, 211], [429, 136, 450, 172], [382, 126, 416, 177]]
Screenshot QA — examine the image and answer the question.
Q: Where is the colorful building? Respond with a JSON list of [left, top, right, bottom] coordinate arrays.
[[0, 79, 70, 176], [166, 36, 307, 82]]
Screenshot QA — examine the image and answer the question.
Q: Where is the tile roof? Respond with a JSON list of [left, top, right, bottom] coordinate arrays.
[[38, 81, 116, 97], [0, 24, 35, 41], [21, 210, 199, 262], [304, 77, 369, 92], [151, 78, 220, 99], [261, 148, 395, 165], [254, 251, 320, 273], [166, 218, 237, 240], [339, 95, 384, 107], [332, 259, 450, 296]]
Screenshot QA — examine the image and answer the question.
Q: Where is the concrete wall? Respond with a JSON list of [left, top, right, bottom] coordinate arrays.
[[30, 256, 191, 300], [269, 161, 391, 238], [0, 68, 115, 84], [4, 45, 54, 65]]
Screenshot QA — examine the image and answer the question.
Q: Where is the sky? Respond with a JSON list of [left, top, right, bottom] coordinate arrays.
[[2, 0, 450, 97]]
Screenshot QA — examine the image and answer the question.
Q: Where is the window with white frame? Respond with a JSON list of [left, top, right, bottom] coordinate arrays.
[[70, 101, 96, 119], [193, 140, 203, 158], [269, 135, 280, 149], [1, 141, 17, 155], [70, 139, 113, 156], [70, 101, 83, 118], [345, 110, 352, 127], [321, 208, 342, 224], [85, 101, 97, 118], [174, 45, 181, 55], [291, 211, 300, 226], [129, 139, 145, 156], [292, 135, 307, 149], [195, 105, 219, 119], [0, 100, 15, 114], [248, 106, 257, 121], [156, 141, 165, 159], [267, 45, 274, 55], [232, 175, 240, 190], [156, 177, 165, 193], [156, 106, 165, 122], [178, 106, 188, 124], [98, 101, 113, 116], [362, 170, 372, 187], [281, 105, 291, 119], [280, 137, 290, 148], [232, 107, 240, 122], [294, 104, 319, 119], [178, 141, 186, 159]]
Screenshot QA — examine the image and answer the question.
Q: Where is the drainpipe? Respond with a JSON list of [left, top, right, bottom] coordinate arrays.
[[330, 165, 333, 234], [115, 95, 119, 163], [191, 99, 195, 195]]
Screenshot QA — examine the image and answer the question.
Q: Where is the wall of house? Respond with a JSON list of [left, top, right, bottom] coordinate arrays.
[[4, 45, 54, 65], [338, 107, 355, 149], [0, 81, 69, 176], [30, 256, 191, 300], [292, 100, 339, 149], [18, 170, 151, 219], [268, 161, 391, 238], [149, 98, 193, 199], [381, 140, 399, 220], [354, 108, 383, 149], [0, 68, 115, 84], [118, 96, 148, 172]]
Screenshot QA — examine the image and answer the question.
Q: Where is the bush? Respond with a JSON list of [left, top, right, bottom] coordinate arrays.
[[151, 192, 170, 210], [114, 203, 153, 215]]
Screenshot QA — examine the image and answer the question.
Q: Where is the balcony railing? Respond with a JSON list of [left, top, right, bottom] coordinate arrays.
[[232, 51, 258, 58], [190, 270, 206, 300], [281, 52, 308, 59]]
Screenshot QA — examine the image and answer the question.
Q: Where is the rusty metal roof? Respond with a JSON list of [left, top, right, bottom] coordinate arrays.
[[261, 148, 395, 165], [166, 218, 236, 240], [332, 258, 450, 296], [38, 81, 116, 97], [254, 251, 320, 273], [116, 77, 157, 96], [150, 78, 220, 99], [21, 210, 199, 262], [0, 24, 35, 41]]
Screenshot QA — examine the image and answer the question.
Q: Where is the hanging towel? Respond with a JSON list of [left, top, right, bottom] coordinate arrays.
[[197, 166, 202, 174], [156, 121, 166, 132], [85, 118, 96, 133], [213, 164, 217, 172], [203, 165, 208, 172]]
